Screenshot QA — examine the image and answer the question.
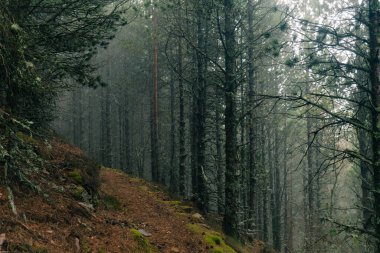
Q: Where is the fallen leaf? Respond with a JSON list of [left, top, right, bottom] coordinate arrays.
[[170, 247, 180, 253]]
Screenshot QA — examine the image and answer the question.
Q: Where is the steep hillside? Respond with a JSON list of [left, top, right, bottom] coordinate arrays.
[[0, 113, 269, 253]]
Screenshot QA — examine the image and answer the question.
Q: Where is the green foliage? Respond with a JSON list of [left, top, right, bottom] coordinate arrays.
[[7, 242, 47, 253], [16, 132, 38, 146], [280, 21, 289, 32], [0, 111, 44, 192], [80, 240, 92, 253], [130, 228, 152, 253], [187, 224, 236, 253], [206, 235, 222, 245], [72, 186, 86, 200], [285, 57, 299, 68], [68, 170, 83, 184], [0, 0, 129, 126]]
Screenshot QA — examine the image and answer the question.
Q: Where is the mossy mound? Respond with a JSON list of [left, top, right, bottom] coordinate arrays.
[[68, 169, 83, 184], [187, 224, 236, 253], [130, 228, 153, 253]]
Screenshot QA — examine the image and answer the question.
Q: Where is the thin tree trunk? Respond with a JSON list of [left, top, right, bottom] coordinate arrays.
[[105, 87, 112, 167], [223, 0, 240, 238], [216, 96, 224, 214], [119, 104, 124, 170], [247, 0, 256, 232], [368, 1, 380, 250], [169, 71, 177, 193], [124, 96, 131, 173], [178, 24, 186, 196], [88, 91, 93, 157], [151, 0, 159, 182], [274, 122, 281, 251]]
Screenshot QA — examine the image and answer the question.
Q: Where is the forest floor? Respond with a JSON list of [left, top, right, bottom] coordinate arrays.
[[0, 133, 267, 253]]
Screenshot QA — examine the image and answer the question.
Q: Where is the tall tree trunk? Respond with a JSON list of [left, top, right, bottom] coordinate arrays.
[[119, 104, 124, 170], [177, 32, 186, 197], [216, 91, 224, 214], [222, 0, 240, 238], [283, 122, 293, 253], [151, 1, 159, 182], [268, 127, 275, 246], [169, 71, 178, 193], [105, 87, 112, 167], [247, 0, 256, 231], [274, 122, 281, 251], [368, 0, 380, 250], [262, 124, 269, 242], [88, 91, 94, 157], [273, 76, 281, 251], [100, 88, 106, 164], [124, 96, 131, 173], [192, 0, 208, 211]]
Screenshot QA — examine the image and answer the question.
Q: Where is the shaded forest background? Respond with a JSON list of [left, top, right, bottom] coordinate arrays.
[[1, 0, 379, 252], [53, 0, 380, 252]]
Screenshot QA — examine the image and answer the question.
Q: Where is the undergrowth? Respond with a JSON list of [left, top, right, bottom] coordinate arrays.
[[130, 228, 153, 253], [187, 223, 236, 253], [103, 194, 121, 211], [0, 110, 45, 192]]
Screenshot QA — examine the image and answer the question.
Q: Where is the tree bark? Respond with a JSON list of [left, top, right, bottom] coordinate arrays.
[[368, 0, 380, 250], [151, 1, 159, 182], [169, 71, 178, 193], [178, 24, 186, 196], [222, 0, 240, 239]]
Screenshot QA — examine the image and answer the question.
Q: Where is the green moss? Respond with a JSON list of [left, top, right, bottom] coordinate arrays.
[[98, 249, 106, 253], [206, 235, 221, 245], [187, 224, 236, 253], [80, 240, 92, 253], [162, 200, 181, 205], [130, 177, 143, 183], [103, 194, 121, 211], [16, 131, 38, 146], [130, 229, 152, 253], [139, 185, 150, 192], [224, 236, 248, 253], [72, 185, 85, 200], [68, 170, 83, 184], [8, 243, 47, 253]]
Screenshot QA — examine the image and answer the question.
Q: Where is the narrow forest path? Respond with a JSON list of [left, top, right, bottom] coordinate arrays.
[[0, 135, 216, 253], [0, 126, 263, 253], [100, 168, 208, 253]]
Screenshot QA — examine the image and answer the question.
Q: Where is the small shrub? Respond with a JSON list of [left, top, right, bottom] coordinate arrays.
[[130, 228, 152, 253], [103, 194, 121, 211], [68, 170, 83, 184], [72, 185, 85, 200]]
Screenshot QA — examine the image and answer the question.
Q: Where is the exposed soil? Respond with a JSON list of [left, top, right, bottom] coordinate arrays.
[[100, 169, 207, 253], [0, 133, 270, 253], [0, 136, 209, 253]]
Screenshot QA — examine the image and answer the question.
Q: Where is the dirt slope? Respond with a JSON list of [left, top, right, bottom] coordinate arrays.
[[0, 132, 211, 253], [0, 133, 266, 253], [0, 167, 208, 253], [100, 169, 207, 253]]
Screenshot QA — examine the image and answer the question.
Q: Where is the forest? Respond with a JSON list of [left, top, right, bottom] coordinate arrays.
[[0, 0, 380, 252]]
